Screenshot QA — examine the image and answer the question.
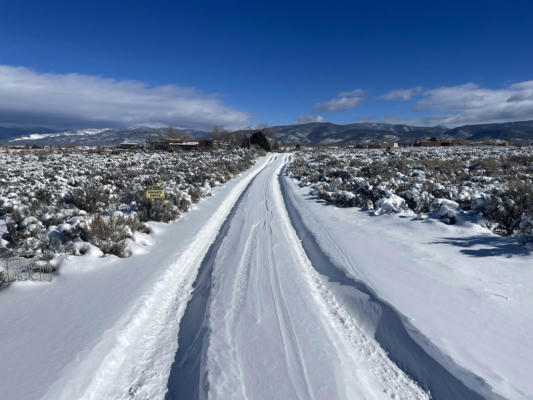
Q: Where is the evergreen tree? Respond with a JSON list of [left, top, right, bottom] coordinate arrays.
[[249, 131, 271, 151]]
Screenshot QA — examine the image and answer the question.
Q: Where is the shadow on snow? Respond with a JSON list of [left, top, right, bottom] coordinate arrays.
[[432, 235, 531, 258]]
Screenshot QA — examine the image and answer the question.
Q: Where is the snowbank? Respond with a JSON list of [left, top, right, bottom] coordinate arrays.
[[284, 174, 533, 400]]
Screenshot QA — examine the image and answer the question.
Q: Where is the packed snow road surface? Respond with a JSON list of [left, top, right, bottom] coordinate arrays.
[[166, 154, 429, 400]]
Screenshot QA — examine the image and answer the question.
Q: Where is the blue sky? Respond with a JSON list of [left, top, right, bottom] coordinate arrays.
[[0, 0, 532, 129]]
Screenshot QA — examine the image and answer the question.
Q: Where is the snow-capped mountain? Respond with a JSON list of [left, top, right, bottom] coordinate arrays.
[[9, 128, 109, 142], [2, 120, 533, 146], [2, 127, 210, 146]]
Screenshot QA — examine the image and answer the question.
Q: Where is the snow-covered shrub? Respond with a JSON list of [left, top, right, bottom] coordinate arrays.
[[188, 186, 203, 203], [82, 214, 138, 257], [472, 180, 533, 235], [505, 180, 533, 235], [431, 198, 460, 224], [374, 192, 407, 215], [0, 149, 256, 260], [134, 192, 182, 223], [520, 215, 533, 240], [288, 146, 533, 238], [70, 183, 110, 213]]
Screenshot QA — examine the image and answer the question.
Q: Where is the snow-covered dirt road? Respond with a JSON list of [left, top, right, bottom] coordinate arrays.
[[1, 154, 526, 399], [165, 154, 429, 400], [164, 153, 510, 400]]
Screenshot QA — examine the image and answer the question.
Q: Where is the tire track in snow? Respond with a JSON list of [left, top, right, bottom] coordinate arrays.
[[271, 157, 430, 400], [225, 222, 259, 400], [166, 155, 315, 400], [164, 166, 266, 400], [168, 154, 430, 400], [265, 219, 316, 400]]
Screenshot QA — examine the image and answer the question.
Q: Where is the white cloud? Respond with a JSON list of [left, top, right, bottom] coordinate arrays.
[[313, 89, 364, 112], [417, 81, 533, 126], [0, 65, 253, 130], [295, 114, 325, 124], [378, 86, 423, 100]]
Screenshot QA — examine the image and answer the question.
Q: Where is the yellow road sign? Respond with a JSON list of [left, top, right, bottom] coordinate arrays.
[[146, 189, 165, 199]]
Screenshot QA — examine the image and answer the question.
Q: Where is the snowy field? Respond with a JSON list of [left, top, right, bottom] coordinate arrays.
[[0, 152, 531, 400], [288, 146, 533, 242], [0, 149, 255, 280], [283, 167, 533, 400]]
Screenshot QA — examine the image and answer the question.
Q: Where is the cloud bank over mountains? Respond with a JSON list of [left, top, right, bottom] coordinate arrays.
[[296, 81, 533, 127], [378, 82, 533, 126], [417, 81, 533, 126], [1, 65, 531, 130], [0, 65, 253, 130]]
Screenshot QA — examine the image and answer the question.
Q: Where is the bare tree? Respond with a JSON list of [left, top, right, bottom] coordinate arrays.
[[229, 130, 250, 147], [210, 126, 232, 142], [210, 126, 251, 147]]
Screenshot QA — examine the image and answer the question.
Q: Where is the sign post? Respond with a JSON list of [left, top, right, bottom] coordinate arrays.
[[146, 179, 165, 199], [146, 189, 165, 199]]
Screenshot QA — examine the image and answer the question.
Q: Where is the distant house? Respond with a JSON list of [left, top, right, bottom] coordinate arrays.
[[417, 141, 441, 147], [1, 145, 47, 153], [417, 139, 471, 147], [151, 138, 218, 151], [118, 142, 143, 150]]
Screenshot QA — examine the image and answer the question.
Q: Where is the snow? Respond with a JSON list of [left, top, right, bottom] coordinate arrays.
[[283, 171, 533, 400], [431, 198, 461, 222], [374, 191, 407, 215], [0, 157, 268, 400], [168, 154, 428, 399], [9, 129, 108, 142], [0, 217, 9, 235], [1, 152, 531, 399], [169, 141, 199, 146]]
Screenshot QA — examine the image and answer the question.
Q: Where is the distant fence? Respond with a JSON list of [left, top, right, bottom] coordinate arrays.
[[0, 257, 53, 284]]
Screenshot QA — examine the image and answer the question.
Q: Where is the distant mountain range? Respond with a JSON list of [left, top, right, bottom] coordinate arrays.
[[0, 126, 60, 142], [1, 120, 533, 146], [254, 120, 533, 145], [1, 127, 210, 146], [250, 123, 449, 145], [444, 120, 533, 143]]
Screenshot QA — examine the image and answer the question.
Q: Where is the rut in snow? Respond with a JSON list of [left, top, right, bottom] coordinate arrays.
[[164, 169, 260, 400], [278, 165, 505, 400]]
